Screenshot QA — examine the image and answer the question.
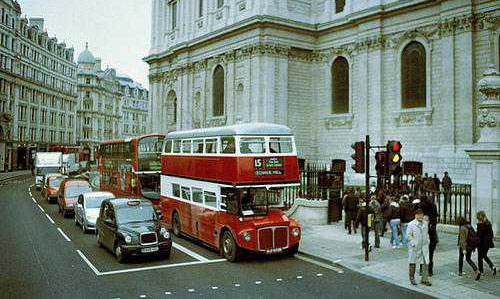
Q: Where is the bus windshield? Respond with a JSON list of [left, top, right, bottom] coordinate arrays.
[[139, 173, 161, 200], [138, 136, 164, 171], [222, 188, 269, 216]]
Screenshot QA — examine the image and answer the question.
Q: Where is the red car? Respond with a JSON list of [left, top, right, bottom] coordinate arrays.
[[58, 179, 92, 217], [43, 174, 66, 203]]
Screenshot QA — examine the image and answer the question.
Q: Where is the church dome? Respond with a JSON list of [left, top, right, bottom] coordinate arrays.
[[77, 43, 96, 64]]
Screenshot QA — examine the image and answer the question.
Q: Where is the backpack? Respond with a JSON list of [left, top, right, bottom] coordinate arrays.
[[466, 225, 480, 250]]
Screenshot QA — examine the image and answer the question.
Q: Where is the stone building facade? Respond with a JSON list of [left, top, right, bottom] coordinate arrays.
[[0, 0, 78, 172], [76, 45, 149, 160], [145, 0, 499, 184]]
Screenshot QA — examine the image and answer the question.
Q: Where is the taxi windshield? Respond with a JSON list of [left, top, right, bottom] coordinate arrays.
[[116, 205, 156, 224]]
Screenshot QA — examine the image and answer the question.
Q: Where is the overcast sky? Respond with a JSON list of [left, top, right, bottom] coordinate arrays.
[[19, 0, 152, 87]]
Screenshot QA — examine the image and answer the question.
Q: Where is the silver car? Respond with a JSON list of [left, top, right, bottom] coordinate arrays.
[[74, 191, 115, 233]]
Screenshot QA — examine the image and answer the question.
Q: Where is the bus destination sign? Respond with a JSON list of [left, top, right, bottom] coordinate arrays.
[[254, 157, 284, 176]]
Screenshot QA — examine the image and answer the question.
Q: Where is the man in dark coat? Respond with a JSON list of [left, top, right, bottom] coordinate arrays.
[[356, 200, 372, 251], [343, 187, 359, 234], [442, 172, 452, 204], [422, 195, 439, 276]]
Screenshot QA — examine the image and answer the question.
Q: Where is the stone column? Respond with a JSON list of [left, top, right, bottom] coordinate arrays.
[[465, 66, 500, 236]]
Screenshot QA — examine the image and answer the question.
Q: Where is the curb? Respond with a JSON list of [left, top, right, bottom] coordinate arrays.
[[298, 249, 449, 299]]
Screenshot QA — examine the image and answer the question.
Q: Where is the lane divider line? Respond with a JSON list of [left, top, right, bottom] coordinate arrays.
[[57, 228, 71, 242], [37, 204, 44, 212], [98, 259, 226, 276], [32, 197, 36, 204], [45, 214, 55, 224], [172, 242, 210, 262], [76, 250, 101, 276], [295, 254, 344, 274]]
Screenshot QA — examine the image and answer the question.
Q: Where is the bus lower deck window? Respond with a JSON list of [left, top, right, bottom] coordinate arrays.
[[221, 136, 235, 153]]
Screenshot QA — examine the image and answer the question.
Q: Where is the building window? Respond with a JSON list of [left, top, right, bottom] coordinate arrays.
[[335, 0, 345, 13], [401, 41, 426, 109], [171, 1, 177, 30], [331, 57, 349, 114], [217, 0, 224, 8], [212, 65, 224, 117], [198, 0, 204, 17]]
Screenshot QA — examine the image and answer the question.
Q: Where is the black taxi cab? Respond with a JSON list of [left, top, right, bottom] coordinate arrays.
[[96, 198, 172, 263]]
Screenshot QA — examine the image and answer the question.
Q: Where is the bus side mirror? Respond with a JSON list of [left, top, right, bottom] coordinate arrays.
[[220, 203, 227, 211]]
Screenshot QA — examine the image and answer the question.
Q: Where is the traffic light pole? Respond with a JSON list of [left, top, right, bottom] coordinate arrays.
[[365, 135, 370, 262]]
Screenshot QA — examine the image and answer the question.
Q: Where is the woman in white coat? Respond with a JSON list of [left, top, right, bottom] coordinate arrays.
[[407, 208, 432, 286]]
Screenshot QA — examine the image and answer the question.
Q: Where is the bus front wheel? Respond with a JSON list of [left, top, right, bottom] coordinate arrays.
[[172, 212, 181, 237], [222, 231, 239, 262]]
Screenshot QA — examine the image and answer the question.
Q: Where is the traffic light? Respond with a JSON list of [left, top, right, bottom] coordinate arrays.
[[375, 151, 387, 175], [351, 141, 365, 173], [386, 140, 402, 175]]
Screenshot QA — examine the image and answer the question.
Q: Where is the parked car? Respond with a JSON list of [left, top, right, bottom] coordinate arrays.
[[42, 174, 66, 203], [58, 178, 92, 217], [75, 191, 115, 233], [96, 198, 172, 263]]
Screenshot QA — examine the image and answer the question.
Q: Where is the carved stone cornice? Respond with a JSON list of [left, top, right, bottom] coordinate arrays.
[[325, 113, 353, 130], [393, 108, 433, 127], [205, 116, 227, 127], [355, 35, 387, 52], [148, 73, 162, 83]]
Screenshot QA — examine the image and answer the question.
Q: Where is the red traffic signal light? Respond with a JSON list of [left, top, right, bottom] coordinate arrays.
[[386, 140, 402, 175], [351, 141, 365, 174]]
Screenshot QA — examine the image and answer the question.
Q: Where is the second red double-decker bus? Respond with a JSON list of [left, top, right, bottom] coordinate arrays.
[[160, 123, 301, 262], [98, 134, 164, 204]]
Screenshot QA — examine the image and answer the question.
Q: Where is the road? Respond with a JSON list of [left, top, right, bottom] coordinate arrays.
[[0, 178, 434, 299]]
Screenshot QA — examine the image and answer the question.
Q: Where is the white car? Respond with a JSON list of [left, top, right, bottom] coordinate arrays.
[[74, 191, 115, 233]]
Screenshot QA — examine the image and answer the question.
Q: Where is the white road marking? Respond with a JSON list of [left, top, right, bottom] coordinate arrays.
[[255, 281, 262, 285], [295, 254, 344, 274], [172, 242, 209, 262], [57, 228, 71, 242], [188, 289, 195, 293], [316, 273, 323, 277], [45, 214, 55, 224], [165, 292, 172, 295], [276, 278, 283, 282], [76, 250, 101, 276], [211, 286, 218, 290], [32, 197, 36, 204], [139, 295, 146, 298], [334, 259, 342, 263], [97, 259, 226, 276], [297, 275, 303, 279], [234, 284, 240, 287], [37, 204, 44, 212]]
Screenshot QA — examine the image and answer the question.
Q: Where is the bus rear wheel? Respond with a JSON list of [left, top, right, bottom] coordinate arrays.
[[222, 231, 239, 262], [172, 212, 181, 237]]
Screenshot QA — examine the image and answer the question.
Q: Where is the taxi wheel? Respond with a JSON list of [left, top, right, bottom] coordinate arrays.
[[172, 212, 181, 237], [162, 249, 171, 260], [114, 242, 126, 263], [222, 231, 239, 262]]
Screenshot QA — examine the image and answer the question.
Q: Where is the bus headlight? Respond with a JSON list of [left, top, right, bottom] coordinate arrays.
[[292, 227, 300, 237], [124, 235, 132, 243], [242, 231, 251, 242]]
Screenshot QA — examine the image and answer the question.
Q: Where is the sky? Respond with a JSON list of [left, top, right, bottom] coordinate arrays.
[[19, 0, 152, 87]]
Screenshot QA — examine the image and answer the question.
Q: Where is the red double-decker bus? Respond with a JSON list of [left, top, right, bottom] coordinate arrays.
[[98, 134, 165, 204], [160, 123, 301, 262]]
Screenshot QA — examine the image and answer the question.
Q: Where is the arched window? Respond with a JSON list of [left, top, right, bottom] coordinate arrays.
[[401, 41, 426, 108], [212, 65, 224, 117], [167, 90, 177, 125], [331, 57, 349, 114]]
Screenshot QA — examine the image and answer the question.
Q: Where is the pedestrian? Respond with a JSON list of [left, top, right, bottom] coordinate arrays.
[[400, 195, 413, 247], [369, 195, 383, 248], [381, 196, 391, 238], [442, 172, 452, 204], [342, 187, 352, 230], [407, 209, 432, 286], [457, 216, 481, 280], [356, 200, 372, 251], [343, 187, 358, 234], [388, 197, 401, 249], [421, 196, 438, 276], [476, 211, 496, 276]]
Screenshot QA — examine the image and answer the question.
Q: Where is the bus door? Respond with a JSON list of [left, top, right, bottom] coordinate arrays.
[[191, 187, 204, 239], [200, 191, 218, 245], [179, 186, 193, 236]]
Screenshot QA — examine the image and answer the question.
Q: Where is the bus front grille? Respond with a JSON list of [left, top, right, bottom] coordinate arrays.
[[257, 227, 288, 251]]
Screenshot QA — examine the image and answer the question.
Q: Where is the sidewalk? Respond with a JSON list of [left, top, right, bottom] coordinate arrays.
[[0, 170, 32, 181], [299, 223, 499, 299]]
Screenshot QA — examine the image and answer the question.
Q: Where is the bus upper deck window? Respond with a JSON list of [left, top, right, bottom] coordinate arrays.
[[205, 138, 218, 154], [269, 137, 293, 153], [240, 137, 265, 154], [172, 140, 181, 153], [221, 136, 235, 154]]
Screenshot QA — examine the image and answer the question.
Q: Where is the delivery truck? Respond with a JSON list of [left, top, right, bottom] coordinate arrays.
[[35, 152, 63, 189]]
